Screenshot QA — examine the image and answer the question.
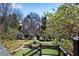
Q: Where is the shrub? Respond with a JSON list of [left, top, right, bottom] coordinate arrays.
[[52, 39, 73, 53], [0, 33, 22, 54], [60, 39, 73, 52]]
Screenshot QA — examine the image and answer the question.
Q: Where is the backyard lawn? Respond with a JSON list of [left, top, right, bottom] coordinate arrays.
[[12, 39, 59, 56], [13, 48, 31, 56], [13, 48, 58, 56], [42, 49, 58, 55]]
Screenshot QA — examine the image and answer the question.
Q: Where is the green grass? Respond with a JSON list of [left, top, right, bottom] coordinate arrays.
[[13, 48, 58, 56], [42, 49, 58, 55], [13, 48, 31, 56]]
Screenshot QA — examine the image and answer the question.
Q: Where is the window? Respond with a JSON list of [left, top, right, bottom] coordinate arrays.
[[25, 26, 28, 29]]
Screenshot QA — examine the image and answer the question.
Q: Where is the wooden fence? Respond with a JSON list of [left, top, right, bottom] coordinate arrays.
[[57, 45, 70, 56], [23, 44, 71, 56], [23, 44, 42, 56]]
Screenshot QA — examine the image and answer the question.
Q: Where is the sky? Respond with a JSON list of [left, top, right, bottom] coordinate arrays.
[[12, 3, 63, 17]]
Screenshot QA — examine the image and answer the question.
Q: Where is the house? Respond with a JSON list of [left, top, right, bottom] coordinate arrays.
[[22, 13, 42, 36]]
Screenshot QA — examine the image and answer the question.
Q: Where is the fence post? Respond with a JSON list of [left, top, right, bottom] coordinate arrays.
[[64, 52, 69, 56], [39, 44, 42, 56], [64, 52, 68, 56], [58, 45, 60, 56], [63, 53, 66, 56]]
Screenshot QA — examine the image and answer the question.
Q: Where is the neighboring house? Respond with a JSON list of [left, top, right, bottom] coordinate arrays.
[[22, 13, 42, 36]]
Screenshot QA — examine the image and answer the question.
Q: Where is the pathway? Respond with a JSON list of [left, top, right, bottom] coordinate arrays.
[[0, 43, 10, 56]]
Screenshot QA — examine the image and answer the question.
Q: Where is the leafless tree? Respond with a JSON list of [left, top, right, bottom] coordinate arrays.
[[0, 3, 12, 32]]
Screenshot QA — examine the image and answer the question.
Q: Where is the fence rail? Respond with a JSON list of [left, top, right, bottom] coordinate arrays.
[[23, 44, 71, 56], [23, 44, 42, 56], [57, 45, 70, 56]]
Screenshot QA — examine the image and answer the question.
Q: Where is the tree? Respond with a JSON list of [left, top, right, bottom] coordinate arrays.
[[44, 3, 79, 41], [41, 16, 47, 30], [0, 3, 12, 32], [8, 12, 20, 28], [0, 3, 23, 33], [56, 3, 79, 40], [42, 3, 79, 52]]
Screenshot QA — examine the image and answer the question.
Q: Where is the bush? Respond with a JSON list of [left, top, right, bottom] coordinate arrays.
[[60, 39, 73, 52], [52, 39, 73, 53], [0, 33, 23, 54]]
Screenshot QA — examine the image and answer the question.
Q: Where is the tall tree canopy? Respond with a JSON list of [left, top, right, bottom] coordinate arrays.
[[0, 3, 12, 32], [0, 3, 22, 32], [44, 3, 79, 40]]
